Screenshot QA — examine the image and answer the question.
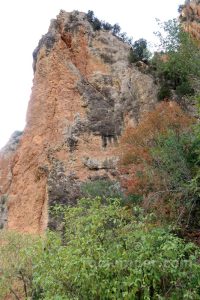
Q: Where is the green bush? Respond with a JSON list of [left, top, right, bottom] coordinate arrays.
[[92, 17, 102, 31], [1, 199, 200, 299], [81, 179, 124, 200], [102, 21, 113, 31], [151, 130, 193, 189], [112, 23, 121, 36], [129, 39, 150, 63], [147, 129, 200, 227], [34, 199, 200, 299], [86, 10, 133, 45], [0, 231, 43, 299], [128, 48, 137, 63], [153, 19, 200, 98], [80, 179, 139, 206], [86, 10, 94, 23], [86, 10, 102, 31], [176, 81, 194, 97], [157, 83, 172, 100], [86, 11, 118, 34]]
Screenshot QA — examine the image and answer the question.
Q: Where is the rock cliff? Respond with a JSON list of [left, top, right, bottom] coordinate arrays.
[[179, 0, 200, 40], [0, 10, 158, 233]]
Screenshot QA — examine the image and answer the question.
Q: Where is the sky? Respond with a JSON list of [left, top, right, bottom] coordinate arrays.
[[0, 0, 183, 149]]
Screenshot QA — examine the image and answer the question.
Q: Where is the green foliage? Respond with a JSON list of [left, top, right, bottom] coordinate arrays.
[[176, 81, 194, 96], [119, 102, 198, 225], [1, 199, 200, 299], [153, 19, 200, 98], [187, 95, 200, 222], [86, 10, 94, 23], [102, 21, 113, 31], [34, 199, 200, 299], [92, 17, 102, 31], [112, 23, 121, 35], [80, 179, 140, 206], [129, 39, 150, 63], [86, 10, 115, 33], [157, 83, 172, 100], [0, 231, 43, 299], [86, 11, 133, 45], [149, 130, 200, 226], [86, 10, 95, 23], [81, 179, 124, 200], [150, 130, 193, 190], [86, 10, 103, 31]]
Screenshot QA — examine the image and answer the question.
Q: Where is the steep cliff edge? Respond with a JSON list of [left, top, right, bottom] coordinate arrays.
[[180, 0, 200, 40], [0, 10, 158, 233]]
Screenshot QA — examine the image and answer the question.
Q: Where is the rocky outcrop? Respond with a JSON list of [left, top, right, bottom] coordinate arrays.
[[179, 0, 200, 40], [0, 131, 23, 229], [0, 10, 158, 233]]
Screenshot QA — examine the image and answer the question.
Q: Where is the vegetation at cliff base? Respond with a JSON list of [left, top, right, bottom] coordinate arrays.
[[119, 101, 200, 228], [1, 198, 200, 299]]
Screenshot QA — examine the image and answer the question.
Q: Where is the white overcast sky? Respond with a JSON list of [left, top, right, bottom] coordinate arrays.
[[0, 0, 183, 148]]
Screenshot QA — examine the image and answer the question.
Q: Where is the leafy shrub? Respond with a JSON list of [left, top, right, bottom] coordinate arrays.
[[81, 179, 124, 200], [150, 131, 193, 189], [40, 199, 200, 299], [86, 10, 101, 31], [186, 95, 200, 228], [112, 23, 121, 35], [86, 11, 134, 46], [92, 17, 102, 31], [118, 32, 132, 44], [157, 83, 172, 100], [80, 179, 140, 206], [129, 48, 137, 63], [0, 231, 43, 300], [1, 199, 200, 299], [129, 39, 150, 63], [86, 10, 94, 23], [102, 21, 113, 31], [176, 81, 194, 96], [152, 19, 200, 98], [119, 102, 195, 224]]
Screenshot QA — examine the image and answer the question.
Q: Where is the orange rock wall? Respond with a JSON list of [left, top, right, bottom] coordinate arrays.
[[0, 10, 158, 233], [180, 0, 200, 40]]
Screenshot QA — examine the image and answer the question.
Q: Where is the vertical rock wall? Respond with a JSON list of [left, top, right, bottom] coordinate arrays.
[[0, 10, 158, 233]]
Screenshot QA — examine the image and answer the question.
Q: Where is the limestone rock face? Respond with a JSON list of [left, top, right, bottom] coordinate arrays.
[[0, 10, 158, 233], [180, 0, 200, 40]]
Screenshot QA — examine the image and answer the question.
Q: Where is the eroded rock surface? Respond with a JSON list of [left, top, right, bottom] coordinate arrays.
[[180, 0, 200, 40], [0, 10, 158, 233]]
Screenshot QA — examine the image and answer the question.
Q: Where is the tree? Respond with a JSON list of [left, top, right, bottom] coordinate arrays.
[[1, 198, 200, 299], [153, 19, 200, 98], [102, 21, 113, 31], [86, 10, 94, 23], [92, 17, 102, 31], [129, 38, 150, 63], [119, 102, 196, 224], [86, 10, 102, 31], [0, 231, 43, 300], [112, 23, 121, 36]]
